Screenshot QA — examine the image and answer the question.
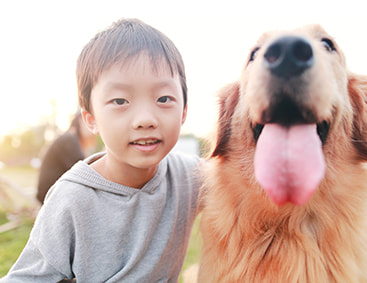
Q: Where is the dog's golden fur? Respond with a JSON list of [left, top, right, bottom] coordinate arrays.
[[198, 25, 367, 282]]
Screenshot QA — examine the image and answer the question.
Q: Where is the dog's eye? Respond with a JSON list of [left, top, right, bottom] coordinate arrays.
[[321, 38, 337, 52], [248, 47, 260, 63]]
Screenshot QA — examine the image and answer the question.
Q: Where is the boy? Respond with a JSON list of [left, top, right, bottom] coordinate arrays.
[[1, 19, 201, 282]]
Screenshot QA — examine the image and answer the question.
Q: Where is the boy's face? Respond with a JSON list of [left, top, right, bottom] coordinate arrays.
[[82, 54, 187, 178]]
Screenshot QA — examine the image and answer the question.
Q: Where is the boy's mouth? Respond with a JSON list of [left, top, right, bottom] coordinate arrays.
[[130, 139, 161, 146]]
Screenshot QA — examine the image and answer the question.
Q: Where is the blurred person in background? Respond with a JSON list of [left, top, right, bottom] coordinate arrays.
[[36, 112, 98, 204]]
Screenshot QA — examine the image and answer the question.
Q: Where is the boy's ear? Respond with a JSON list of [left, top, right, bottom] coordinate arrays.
[[181, 105, 188, 125], [81, 109, 99, 135]]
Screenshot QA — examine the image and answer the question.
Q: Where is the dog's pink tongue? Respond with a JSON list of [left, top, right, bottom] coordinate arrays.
[[254, 124, 325, 205]]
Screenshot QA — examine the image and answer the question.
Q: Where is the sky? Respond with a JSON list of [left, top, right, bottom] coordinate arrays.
[[1, 0, 366, 138]]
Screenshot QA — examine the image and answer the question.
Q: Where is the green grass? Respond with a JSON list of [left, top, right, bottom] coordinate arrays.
[[183, 216, 202, 271], [0, 212, 8, 225], [0, 165, 38, 277], [179, 216, 202, 282], [0, 212, 33, 277]]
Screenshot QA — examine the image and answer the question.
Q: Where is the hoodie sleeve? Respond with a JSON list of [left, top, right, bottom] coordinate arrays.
[[0, 238, 72, 282]]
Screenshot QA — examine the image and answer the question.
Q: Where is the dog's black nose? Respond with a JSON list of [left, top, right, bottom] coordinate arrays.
[[264, 36, 313, 78]]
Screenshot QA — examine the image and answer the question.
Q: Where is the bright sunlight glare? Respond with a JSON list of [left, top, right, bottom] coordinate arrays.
[[0, 0, 366, 137]]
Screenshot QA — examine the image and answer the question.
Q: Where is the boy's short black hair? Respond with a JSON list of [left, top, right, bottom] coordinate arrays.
[[76, 18, 187, 112]]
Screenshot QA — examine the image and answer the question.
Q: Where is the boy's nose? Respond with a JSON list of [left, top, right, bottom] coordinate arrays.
[[133, 108, 158, 129]]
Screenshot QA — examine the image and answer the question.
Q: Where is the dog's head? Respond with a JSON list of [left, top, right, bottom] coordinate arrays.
[[211, 25, 367, 206]]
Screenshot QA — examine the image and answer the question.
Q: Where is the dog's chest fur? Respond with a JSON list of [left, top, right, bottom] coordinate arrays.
[[199, 160, 367, 283]]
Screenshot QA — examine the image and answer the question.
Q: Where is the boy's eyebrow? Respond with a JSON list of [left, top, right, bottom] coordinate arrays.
[[152, 80, 179, 90], [104, 79, 178, 92], [104, 82, 131, 91], [102, 82, 134, 96]]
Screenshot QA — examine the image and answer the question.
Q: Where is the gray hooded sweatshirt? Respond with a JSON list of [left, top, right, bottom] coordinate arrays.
[[1, 152, 201, 282]]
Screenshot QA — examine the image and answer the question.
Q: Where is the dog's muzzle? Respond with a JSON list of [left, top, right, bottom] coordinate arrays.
[[253, 35, 330, 145]]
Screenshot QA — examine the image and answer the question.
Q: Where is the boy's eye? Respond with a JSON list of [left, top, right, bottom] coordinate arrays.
[[112, 98, 128, 105], [157, 96, 174, 103]]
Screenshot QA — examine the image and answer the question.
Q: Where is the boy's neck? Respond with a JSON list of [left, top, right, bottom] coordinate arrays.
[[89, 154, 158, 189]]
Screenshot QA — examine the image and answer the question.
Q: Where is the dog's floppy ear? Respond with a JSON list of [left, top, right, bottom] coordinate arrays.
[[348, 73, 367, 161], [211, 82, 240, 157]]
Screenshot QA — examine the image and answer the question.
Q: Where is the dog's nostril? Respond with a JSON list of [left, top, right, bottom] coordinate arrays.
[[264, 36, 314, 78], [293, 40, 313, 62], [264, 44, 281, 64]]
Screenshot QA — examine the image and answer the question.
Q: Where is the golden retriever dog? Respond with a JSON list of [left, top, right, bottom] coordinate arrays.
[[198, 25, 367, 282]]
